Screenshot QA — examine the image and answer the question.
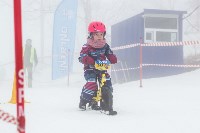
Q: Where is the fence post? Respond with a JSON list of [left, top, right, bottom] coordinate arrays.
[[139, 37, 143, 87], [67, 49, 70, 87]]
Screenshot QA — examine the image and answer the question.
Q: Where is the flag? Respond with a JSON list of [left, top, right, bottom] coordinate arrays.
[[52, 0, 78, 80]]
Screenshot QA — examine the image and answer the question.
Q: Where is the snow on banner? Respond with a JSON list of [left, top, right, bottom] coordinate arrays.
[[52, 0, 78, 80]]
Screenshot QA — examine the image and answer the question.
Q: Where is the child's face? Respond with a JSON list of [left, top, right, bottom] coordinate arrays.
[[93, 32, 104, 41]]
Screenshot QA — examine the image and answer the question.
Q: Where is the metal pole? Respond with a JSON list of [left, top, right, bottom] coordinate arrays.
[[67, 49, 70, 87], [40, 0, 44, 63], [139, 37, 143, 87]]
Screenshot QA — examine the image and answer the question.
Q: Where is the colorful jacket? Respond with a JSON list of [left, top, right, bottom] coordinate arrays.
[[79, 43, 115, 70]]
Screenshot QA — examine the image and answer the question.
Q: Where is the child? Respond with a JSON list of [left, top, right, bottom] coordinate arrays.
[[78, 21, 117, 115]]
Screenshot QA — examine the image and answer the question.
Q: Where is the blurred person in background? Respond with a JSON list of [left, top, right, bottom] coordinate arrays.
[[24, 39, 38, 88]]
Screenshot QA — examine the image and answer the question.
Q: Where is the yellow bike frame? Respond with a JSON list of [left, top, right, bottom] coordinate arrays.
[[93, 60, 110, 102], [93, 73, 106, 102]]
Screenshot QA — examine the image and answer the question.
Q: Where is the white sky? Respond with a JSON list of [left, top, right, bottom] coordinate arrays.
[[0, 0, 199, 64]]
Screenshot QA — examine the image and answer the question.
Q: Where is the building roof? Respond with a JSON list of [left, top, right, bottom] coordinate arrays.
[[143, 9, 187, 15]]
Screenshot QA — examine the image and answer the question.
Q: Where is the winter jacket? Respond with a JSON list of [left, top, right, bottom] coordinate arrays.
[[79, 43, 117, 70], [24, 44, 38, 67]]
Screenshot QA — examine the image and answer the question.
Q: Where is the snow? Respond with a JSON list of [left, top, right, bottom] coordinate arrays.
[[1, 68, 200, 133], [1, 0, 200, 133]]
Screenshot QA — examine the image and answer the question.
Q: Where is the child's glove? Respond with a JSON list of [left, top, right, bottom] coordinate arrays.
[[82, 56, 95, 65], [107, 54, 117, 64]]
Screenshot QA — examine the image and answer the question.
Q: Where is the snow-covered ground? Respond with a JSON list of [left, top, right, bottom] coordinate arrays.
[[0, 68, 200, 133], [1, 0, 200, 133]]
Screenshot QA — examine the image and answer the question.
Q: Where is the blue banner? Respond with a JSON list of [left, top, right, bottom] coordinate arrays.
[[52, 0, 78, 80]]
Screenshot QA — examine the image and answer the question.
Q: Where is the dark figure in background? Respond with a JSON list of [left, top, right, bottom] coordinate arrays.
[[24, 39, 38, 88]]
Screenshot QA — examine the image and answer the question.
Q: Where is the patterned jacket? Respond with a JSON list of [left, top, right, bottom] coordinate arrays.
[[79, 43, 115, 70]]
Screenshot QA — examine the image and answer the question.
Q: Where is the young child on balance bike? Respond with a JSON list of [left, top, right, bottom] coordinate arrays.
[[78, 21, 117, 115]]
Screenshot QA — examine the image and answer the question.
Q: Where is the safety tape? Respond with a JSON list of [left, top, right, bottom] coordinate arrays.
[[111, 66, 140, 72], [111, 63, 200, 72], [112, 41, 200, 51], [112, 43, 140, 51], [0, 109, 17, 125], [142, 40, 200, 47], [142, 63, 200, 68]]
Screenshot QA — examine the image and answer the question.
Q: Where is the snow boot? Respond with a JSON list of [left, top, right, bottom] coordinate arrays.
[[101, 109, 117, 115], [79, 97, 87, 110], [88, 100, 101, 110], [100, 85, 117, 115], [91, 102, 101, 110], [108, 109, 117, 115]]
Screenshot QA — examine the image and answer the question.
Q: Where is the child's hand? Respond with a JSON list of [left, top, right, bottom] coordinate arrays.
[[82, 56, 95, 65], [107, 54, 117, 64]]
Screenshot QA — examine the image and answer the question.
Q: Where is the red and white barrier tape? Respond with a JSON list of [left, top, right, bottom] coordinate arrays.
[[112, 41, 200, 51], [0, 109, 17, 125], [111, 66, 140, 72], [142, 40, 200, 47], [111, 63, 200, 72], [142, 63, 200, 68], [112, 43, 140, 51], [0, 109, 25, 132]]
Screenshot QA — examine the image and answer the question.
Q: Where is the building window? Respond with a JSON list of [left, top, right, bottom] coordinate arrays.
[[144, 15, 179, 43], [145, 31, 154, 42], [156, 31, 177, 42], [145, 17, 178, 29]]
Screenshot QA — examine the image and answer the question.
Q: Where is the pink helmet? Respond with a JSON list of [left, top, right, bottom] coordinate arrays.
[[88, 21, 106, 33]]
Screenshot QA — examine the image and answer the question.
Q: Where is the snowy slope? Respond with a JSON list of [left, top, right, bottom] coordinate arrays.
[[1, 1, 200, 133], [1, 68, 200, 133]]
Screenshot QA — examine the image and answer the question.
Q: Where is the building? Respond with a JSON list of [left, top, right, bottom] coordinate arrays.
[[111, 9, 187, 83]]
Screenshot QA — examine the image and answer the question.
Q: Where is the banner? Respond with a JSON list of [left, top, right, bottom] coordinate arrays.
[[13, 0, 25, 133], [52, 0, 78, 80]]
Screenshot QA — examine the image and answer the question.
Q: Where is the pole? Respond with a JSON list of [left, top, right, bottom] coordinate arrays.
[[13, 0, 25, 133], [40, 0, 44, 63], [67, 49, 70, 87], [139, 37, 143, 87]]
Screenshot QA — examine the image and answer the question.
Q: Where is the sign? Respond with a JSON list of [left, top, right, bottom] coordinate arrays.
[[52, 0, 78, 79], [13, 0, 25, 132]]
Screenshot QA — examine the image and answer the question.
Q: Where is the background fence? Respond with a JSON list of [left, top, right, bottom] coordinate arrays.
[[111, 41, 200, 85]]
